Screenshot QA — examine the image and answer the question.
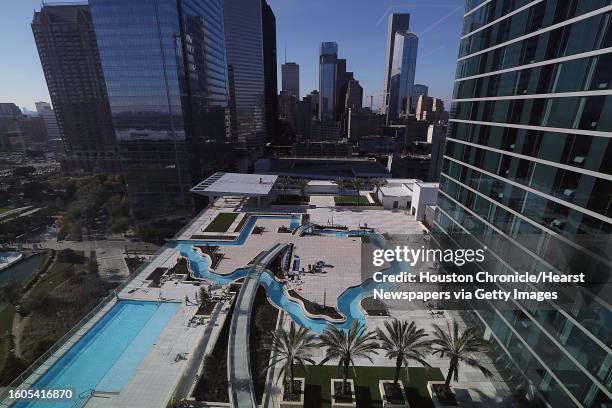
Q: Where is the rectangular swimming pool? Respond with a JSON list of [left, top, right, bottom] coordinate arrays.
[[14, 300, 180, 408]]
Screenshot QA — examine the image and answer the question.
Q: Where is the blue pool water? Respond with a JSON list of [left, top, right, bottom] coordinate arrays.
[[175, 216, 405, 333], [14, 300, 180, 408]]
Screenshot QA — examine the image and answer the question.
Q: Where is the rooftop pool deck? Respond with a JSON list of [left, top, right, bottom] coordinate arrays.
[[13, 300, 180, 408]]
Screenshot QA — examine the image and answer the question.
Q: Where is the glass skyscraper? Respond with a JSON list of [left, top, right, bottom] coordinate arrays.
[[89, 0, 231, 222], [383, 13, 410, 118], [32, 4, 120, 174], [223, 0, 267, 149], [433, 1, 611, 407], [319, 42, 338, 122], [389, 31, 418, 119]]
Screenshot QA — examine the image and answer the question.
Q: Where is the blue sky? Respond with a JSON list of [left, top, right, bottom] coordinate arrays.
[[0, 0, 463, 111]]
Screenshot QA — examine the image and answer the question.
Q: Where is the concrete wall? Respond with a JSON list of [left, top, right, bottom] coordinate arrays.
[[410, 183, 438, 221]]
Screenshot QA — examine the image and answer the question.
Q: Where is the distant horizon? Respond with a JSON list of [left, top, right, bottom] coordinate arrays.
[[1, 0, 463, 111]]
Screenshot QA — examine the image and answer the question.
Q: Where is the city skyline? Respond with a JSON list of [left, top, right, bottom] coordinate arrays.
[[1, 0, 463, 110]]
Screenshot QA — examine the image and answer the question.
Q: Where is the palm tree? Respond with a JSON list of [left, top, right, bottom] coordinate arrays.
[[376, 319, 432, 385], [371, 178, 388, 196], [296, 178, 309, 203], [319, 321, 379, 396], [265, 322, 317, 396], [334, 177, 346, 197], [350, 178, 365, 206], [277, 176, 292, 199], [431, 320, 492, 387]]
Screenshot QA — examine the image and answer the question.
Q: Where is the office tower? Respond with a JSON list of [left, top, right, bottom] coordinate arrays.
[[433, 1, 612, 407], [388, 31, 418, 119], [282, 62, 300, 97], [32, 4, 120, 174], [319, 42, 338, 121], [383, 13, 410, 116], [0, 103, 22, 132], [224, 0, 267, 149], [16, 116, 48, 144], [262, 0, 279, 143], [278, 91, 297, 123], [344, 79, 363, 110], [305, 90, 320, 117], [34, 102, 60, 140], [411, 84, 428, 112], [295, 99, 312, 139], [0, 103, 24, 150], [89, 0, 231, 222]]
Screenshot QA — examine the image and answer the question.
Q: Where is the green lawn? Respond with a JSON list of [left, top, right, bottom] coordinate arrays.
[[334, 195, 370, 205], [0, 208, 10, 214], [204, 213, 239, 233], [294, 365, 444, 408]]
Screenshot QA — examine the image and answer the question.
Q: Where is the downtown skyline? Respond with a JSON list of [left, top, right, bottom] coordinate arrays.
[[1, 0, 463, 111]]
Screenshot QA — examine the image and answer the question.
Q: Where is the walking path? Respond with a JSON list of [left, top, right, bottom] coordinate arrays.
[[228, 243, 289, 408]]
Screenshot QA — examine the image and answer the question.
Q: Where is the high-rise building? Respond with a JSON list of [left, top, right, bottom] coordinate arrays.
[[388, 31, 418, 119], [433, 1, 612, 407], [344, 79, 363, 111], [319, 42, 338, 122], [411, 84, 428, 112], [262, 0, 279, 143], [383, 13, 410, 116], [89, 0, 231, 222], [224, 0, 267, 149], [305, 90, 320, 118], [282, 62, 300, 97], [32, 4, 120, 173], [34, 102, 60, 141]]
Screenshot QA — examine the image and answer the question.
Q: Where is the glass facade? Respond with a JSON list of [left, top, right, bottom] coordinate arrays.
[[383, 13, 410, 117], [319, 42, 338, 122], [389, 31, 418, 118], [31, 4, 120, 174], [90, 0, 231, 221], [433, 0, 612, 406], [223, 0, 266, 149]]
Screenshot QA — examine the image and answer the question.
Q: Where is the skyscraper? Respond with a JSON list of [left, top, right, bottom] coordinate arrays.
[[32, 4, 120, 174], [411, 84, 428, 113], [282, 62, 300, 97], [383, 13, 410, 116], [388, 31, 418, 119], [319, 42, 338, 122], [262, 0, 279, 143], [224, 0, 267, 149], [89, 0, 231, 222], [344, 79, 363, 111], [34, 102, 60, 140], [433, 1, 612, 407]]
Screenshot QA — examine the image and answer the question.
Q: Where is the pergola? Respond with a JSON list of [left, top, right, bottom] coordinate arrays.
[[190, 172, 278, 205]]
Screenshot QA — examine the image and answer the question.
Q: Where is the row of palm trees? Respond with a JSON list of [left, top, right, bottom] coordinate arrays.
[[267, 319, 492, 398], [275, 176, 389, 205]]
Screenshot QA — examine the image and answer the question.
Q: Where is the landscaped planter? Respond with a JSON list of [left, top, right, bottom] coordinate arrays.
[[427, 381, 459, 407], [279, 377, 305, 407], [330, 378, 356, 407], [379, 380, 410, 407]]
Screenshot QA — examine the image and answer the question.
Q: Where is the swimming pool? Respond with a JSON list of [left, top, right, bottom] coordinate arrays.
[[14, 300, 180, 408]]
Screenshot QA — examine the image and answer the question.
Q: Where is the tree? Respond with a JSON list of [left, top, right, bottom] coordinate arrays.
[[296, 178, 309, 203], [431, 320, 492, 387], [371, 178, 388, 196], [376, 319, 431, 385], [350, 178, 365, 205], [0, 283, 20, 306], [334, 178, 346, 197], [265, 321, 317, 396], [319, 321, 379, 396], [277, 176, 293, 199]]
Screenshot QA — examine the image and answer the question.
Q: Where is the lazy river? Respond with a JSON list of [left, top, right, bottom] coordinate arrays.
[[174, 215, 405, 333]]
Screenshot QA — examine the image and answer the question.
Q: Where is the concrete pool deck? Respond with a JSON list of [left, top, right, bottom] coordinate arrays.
[[4, 196, 513, 408]]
